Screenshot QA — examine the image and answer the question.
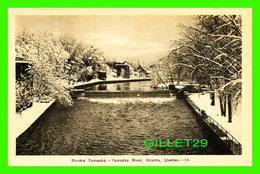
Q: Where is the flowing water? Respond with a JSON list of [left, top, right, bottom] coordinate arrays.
[[16, 81, 232, 155]]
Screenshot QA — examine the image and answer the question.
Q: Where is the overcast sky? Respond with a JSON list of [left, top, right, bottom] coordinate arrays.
[[16, 15, 194, 65]]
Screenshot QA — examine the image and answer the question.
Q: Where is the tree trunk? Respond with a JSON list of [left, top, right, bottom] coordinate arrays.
[[170, 74, 174, 85], [209, 84, 215, 106], [177, 68, 181, 84], [177, 73, 180, 84], [219, 94, 226, 117], [228, 93, 232, 123], [210, 92, 215, 106], [223, 95, 226, 117], [156, 72, 168, 88]]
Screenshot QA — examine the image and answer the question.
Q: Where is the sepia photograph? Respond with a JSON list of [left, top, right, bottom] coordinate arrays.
[[8, 8, 252, 166]]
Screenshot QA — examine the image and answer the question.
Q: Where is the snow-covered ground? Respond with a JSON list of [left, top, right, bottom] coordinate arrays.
[[73, 76, 149, 87], [153, 82, 199, 89], [15, 100, 55, 138], [73, 76, 124, 86], [188, 92, 242, 143]]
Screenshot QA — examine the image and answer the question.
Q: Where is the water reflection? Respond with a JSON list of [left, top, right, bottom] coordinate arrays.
[[86, 81, 154, 91], [98, 85, 107, 90]]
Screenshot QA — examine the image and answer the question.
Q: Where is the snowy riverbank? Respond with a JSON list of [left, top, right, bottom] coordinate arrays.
[[73, 76, 151, 88], [15, 79, 242, 144], [15, 100, 55, 138], [187, 92, 242, 143], [15, 77, 150, 138]]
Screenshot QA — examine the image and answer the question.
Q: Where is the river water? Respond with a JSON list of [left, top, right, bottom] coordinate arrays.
[[17, 81, 232, 155], [16, 97, 232, 155], [85, 80, 155, 91]]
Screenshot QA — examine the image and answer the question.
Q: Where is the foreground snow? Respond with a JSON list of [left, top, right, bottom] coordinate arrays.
[[15, 100, 55, 138], [188, 92, 242, 143]]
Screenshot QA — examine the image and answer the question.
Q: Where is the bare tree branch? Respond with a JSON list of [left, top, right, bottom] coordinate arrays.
[[210, 34, 241, 39]]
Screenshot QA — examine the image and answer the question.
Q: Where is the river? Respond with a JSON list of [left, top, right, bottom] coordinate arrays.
[[16, 81, 232, 155]]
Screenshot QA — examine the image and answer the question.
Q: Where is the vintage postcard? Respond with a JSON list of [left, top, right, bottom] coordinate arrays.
[[8, 8, 252, 166]]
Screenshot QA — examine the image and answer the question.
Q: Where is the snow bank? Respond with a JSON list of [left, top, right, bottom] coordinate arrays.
[[15, 100, 55, 138], [188, 93, 242, 143]]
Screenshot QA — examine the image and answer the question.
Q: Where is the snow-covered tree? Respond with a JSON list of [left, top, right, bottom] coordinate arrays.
[[16, 30, 109, 113], [16, 30, 73, 112], [165, 15, 242, 122], [59, 34, 106, 82], [150, 62, 168, 88]]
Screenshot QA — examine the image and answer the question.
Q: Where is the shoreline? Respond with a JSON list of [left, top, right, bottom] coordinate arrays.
[[186, 92, 242, 154], [73, 78, 151, 89], [16, 78, 151, 138], [16, 79, 242, 154]]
